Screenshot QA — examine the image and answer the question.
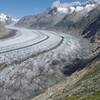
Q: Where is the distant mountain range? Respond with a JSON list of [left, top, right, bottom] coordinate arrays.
[[51, 1, 95, 14], [0, 13, 19, 25], [16, 0, 99, 29]]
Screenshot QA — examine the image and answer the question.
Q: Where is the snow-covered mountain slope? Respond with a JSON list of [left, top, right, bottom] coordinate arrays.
[[0, 13, 19, 25], [88, 0, 100, 3], [50, 0, 97, 14]]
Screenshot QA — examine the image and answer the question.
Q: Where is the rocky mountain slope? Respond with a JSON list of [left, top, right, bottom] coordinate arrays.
[[15, 11, 66, 29], [16, 1, 96, 29]]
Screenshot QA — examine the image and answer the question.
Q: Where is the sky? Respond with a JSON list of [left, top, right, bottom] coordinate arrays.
[[0, 0, 86, 18]]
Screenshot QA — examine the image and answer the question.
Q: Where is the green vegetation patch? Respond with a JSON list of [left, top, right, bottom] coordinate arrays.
[[61, 62, 100, 100], [81, 63, 100, 81], [62, 90, 100, 100]]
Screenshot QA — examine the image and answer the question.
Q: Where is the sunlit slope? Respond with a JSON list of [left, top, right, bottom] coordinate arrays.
[[0, 22, 8, 38], [60, 61, 100, 100]]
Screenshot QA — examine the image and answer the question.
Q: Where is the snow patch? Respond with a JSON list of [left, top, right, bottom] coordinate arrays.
[[75, 6, 84, 12], [85, 4, 95, 12], [57, 7, 69, 14]]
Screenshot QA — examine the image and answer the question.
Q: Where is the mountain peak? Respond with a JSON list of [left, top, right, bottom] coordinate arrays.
[[0, 13, 19, 25], [50, 0, 98, 15], [51, 0, 81, 8], [88, 0, 100, 3]]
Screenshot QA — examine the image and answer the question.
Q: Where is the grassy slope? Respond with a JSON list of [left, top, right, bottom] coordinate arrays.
[[62, 91, 100, 100], [61, 61, 100, 100]]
